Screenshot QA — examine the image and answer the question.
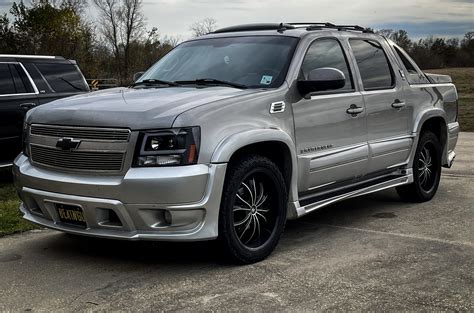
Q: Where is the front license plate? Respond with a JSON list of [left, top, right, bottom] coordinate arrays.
[[56, 204, 86, 228]]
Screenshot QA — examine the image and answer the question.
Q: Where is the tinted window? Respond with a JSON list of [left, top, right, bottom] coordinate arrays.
[[10, 64, 34, 93], [350, 39, 394, 90], [0, 64, 16, 95], [300, 39, 353, 91], [35, 63, 88, 92], [394, 46, 417, 74]]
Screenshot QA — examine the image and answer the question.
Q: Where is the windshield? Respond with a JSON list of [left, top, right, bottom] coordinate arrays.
[[138, 36, 300, 89]]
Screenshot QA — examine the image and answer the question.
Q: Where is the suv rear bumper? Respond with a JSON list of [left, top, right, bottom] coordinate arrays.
[[444, 122, 460, 168], [13, 154, 227, 241]]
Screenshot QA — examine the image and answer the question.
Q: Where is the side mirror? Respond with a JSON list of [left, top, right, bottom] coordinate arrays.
[[133, 72, 145, 82], [297, 67, 345, 95]]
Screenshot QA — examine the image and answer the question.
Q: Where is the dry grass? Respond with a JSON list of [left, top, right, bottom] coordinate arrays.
[[0, 170, 38, 236]]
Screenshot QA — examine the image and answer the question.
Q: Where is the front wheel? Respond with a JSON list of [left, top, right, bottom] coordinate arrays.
[[396, 131, 442, 202], [218, 155, 288, 264]]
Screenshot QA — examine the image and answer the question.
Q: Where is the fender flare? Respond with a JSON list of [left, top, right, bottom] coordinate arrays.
[[412, 108, 447, 134], [409, 108, 449, 167], [211, 128, 299, 215]]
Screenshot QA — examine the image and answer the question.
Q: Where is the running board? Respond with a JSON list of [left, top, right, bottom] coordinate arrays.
[[296, 171, 413, 217], [0, 162, 13, 169]]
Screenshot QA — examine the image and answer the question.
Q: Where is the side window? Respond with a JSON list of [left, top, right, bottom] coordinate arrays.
[[35, 63, 88, 93], [350, 39, 394, 90], [9, 64, 34, 94], [301, 38, 354, 91], [394, 46, 418, 74], [0, 64, 16, 95]]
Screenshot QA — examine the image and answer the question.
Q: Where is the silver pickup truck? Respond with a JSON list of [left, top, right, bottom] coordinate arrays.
[[13, 23, 459, 263]]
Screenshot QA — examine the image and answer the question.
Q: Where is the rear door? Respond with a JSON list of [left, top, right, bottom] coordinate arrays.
[[0, 62, 38, 163], [348, 38, 413, 174], [293, 37, 368, 193]]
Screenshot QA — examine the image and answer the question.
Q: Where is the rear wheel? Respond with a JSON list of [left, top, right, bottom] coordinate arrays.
[[396, 131, 442, 202], [218, 155, 287, 264]]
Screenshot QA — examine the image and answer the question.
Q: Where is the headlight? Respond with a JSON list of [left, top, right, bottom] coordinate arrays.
[[133, 127, 200, 167], [22, 122, 30, 157]]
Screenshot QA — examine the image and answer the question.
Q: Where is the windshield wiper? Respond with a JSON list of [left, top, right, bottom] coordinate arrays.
[[131, 79, 179, 88], [174, 78, 248, 89], [58, 77, 87, 92]]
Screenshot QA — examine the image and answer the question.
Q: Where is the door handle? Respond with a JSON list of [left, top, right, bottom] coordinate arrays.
[[346, 104, 364, 116], [391, 99, 406, 109], [20, 103, 37, 110]]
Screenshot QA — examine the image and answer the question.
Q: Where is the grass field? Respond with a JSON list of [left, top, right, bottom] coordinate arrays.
[[427, 67, 474, 132], [0, 170, 37, 236], [0, 68, 472, 236]]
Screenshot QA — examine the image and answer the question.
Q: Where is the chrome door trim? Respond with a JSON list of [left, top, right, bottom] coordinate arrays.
[[302, 142, 367, 160]]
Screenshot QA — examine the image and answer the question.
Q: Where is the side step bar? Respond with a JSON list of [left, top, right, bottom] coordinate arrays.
[[296, 171, 413, 217]]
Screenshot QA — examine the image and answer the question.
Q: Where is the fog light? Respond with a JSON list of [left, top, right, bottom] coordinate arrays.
[[137, 155, 181, 166]]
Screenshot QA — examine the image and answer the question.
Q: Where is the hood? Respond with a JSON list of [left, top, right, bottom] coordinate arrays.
[[28, 87, 262, 129]]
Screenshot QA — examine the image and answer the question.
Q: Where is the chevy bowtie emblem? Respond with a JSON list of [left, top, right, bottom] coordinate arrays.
[[56, 138, 82, 151]]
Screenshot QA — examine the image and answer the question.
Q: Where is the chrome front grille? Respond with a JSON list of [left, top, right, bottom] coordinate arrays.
[[31, 124, 130, 142], [29, 124, 131, 173], [30, 145, 125, 171]]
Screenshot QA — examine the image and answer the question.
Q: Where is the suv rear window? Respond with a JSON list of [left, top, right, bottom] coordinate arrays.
[[350, 39, 394, 90], [35, 63, 88, 93], [0, 64, 16, 95], [394, 46, 418, 74]]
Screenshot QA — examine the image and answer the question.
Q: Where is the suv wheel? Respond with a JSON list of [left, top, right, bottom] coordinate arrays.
[[396, 131, 442, 202], [218, 155, 287, 264]]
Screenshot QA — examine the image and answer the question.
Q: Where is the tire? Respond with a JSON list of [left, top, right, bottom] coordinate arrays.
[[218, 155, 288, 264], [396, 131, 442, 202]]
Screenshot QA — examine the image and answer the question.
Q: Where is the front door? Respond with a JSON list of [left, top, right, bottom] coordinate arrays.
[[292, 38, 368, 194]]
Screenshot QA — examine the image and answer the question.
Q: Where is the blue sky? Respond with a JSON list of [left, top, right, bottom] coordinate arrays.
[[1, 0, 473, 39]]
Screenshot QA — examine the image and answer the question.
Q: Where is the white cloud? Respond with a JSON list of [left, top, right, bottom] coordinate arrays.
[[139, 0, 473, 39]]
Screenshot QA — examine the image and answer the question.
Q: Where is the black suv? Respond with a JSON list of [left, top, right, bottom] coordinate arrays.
[[0, 55, 89, 166]]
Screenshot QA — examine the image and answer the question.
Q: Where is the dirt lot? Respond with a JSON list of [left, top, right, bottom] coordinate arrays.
[[0, 133, 472, 311]]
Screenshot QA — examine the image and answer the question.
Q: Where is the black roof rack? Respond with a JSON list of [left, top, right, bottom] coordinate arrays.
[[213, 23, 373, 34], [213, 23, 296, 34], [289, 23, 372, 33]]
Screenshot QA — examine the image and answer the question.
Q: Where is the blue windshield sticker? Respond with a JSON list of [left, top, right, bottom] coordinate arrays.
[[260, 75, 273, 85]]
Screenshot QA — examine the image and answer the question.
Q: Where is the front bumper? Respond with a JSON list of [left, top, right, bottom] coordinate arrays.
[[13, 154, 227, 241]]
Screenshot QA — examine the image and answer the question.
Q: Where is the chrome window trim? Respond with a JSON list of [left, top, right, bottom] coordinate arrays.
[[310, 91, 361, 100], [0, 61, 39, 96], [0, 54, 57, 59]]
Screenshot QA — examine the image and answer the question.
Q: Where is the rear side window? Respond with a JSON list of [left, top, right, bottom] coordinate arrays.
[[350, 39, 394, 90], [394, 46, 418, 74], [301, 38, 354, 91], [9, 64, 34, 93], [0, 64, 16, 95], [35, 63, 88, 92]]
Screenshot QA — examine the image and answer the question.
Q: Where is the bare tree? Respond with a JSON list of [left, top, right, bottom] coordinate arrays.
[[162, 35, 183, 48], [190, 17, 217, 37], [93, 0, 145, 83]]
